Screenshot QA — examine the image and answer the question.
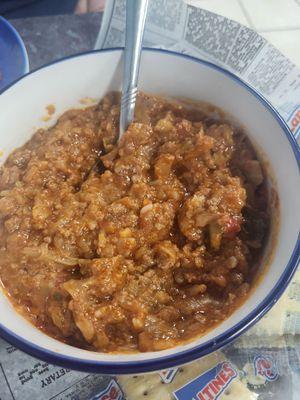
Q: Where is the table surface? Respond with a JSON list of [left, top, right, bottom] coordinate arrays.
[[10, 13, 102, 71]]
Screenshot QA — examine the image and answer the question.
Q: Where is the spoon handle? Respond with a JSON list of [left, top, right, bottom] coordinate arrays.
[[119, 0, 149, 138]]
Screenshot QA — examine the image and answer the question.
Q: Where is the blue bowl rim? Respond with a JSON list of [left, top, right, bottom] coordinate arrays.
[[0, 47, 299, 374], [0, 16, 29, 76]]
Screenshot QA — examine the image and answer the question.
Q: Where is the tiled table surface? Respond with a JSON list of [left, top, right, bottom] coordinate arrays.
[[187, 0, 300, 67]]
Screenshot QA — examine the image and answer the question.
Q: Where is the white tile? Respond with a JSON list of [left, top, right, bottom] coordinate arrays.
[[185, 0, 251, 26], [262, 29, 300, 66], [240, 0, 300, 31]]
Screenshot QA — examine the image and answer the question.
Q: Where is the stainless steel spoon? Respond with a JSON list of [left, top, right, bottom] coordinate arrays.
[[119, 0, 149, 139]]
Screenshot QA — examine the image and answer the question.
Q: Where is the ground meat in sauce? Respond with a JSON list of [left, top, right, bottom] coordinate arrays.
[[0, 92, 270, 352]]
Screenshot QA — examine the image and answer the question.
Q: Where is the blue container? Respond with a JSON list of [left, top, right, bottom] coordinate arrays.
[[0, 16, 29, 90]]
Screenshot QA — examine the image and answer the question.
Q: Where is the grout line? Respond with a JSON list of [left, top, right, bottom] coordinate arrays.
[[258, 26, 300, 33], [237, 0, 255, 29]]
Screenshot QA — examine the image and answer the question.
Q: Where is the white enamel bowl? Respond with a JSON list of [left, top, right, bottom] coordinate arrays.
[[0, 49, 299, 374]]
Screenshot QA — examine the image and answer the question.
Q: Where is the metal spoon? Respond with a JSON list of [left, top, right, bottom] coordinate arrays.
[[119, 0, 149, 139]]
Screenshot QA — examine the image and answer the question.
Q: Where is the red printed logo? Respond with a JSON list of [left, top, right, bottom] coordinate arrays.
[[287, 106, 300, 138], [254, 355, 278, 382], [92, 379, 123, 400], [173, 361, 237, 400]]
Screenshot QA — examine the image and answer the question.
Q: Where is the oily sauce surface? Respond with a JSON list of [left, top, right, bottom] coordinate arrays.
[[0, 93, 270, 352]]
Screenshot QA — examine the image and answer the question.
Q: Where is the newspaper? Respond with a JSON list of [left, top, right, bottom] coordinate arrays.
[[0, 1, 299, 399], [0, 334, 299, 399], [0, 337, 116, 400], [95, 0, 300, 141]]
